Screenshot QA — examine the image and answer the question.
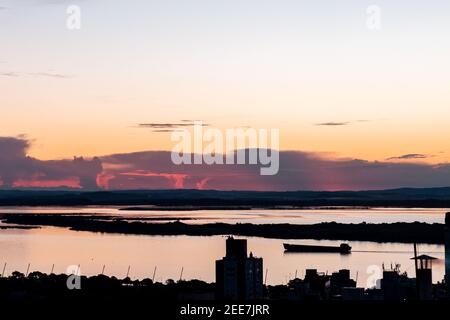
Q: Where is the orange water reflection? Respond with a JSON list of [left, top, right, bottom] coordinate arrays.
[[0, 226, 444, 287]]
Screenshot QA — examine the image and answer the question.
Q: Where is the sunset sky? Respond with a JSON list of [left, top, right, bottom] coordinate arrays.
[[1, 0, 450, 190]]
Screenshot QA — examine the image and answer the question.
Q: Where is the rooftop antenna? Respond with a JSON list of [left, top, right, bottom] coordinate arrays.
[[152, 266, 157, 282], [179, 267, 184, 282], [1, 262, 6, 277], [264, 268, 268, 286], [26, 263, 30, 277]]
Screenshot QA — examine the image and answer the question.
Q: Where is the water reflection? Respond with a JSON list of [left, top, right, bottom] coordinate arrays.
[[0, 207, 448, 225], [0, 225, 444, 287]]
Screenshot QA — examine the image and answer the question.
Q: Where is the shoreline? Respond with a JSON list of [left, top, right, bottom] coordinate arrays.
[[0, 214, 445, 244], [2, 188, 450, 208]]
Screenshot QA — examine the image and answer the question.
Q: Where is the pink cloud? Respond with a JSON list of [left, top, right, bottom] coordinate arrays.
[[2, 136, 450, 191], [120, 171, 188, 189], [96, 172, 115, 190], [13, 177, 81, 188], [0, 137, 102, 189]]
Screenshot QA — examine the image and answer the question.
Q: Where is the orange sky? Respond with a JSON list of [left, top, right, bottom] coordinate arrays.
[[1, 0, 450, 166]]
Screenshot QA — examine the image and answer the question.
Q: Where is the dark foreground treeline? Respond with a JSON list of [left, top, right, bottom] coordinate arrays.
[[1, 214, 445, 244], [2, 187, 450, 207], [1, 272, 450, 318], [0, 271, 214, 303]]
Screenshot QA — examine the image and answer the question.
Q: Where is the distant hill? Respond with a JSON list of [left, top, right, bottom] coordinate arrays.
[[1, 187, 450, 207]]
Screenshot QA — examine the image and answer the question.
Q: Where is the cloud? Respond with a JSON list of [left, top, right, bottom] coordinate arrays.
[[120, 171, 188, 189], [315, 120, 371, 127], [151, 129, 184, 133], [99, 150, 450, 191], [1, 136, 450, 191], [0, 72, 19, 77], [387, 154, 431, 161], [138, 123, 188, 129], [315, 122, 350, 126], [138, 121, 210, 132], [0, 71, 72, 79], [23, 0, 85, 5], [0, 137, 30, 159], [0, 136, 102, 189], [28, 72, 72, 79]]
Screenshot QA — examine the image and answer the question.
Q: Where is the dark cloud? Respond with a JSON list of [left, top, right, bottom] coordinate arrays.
[[315, 120, 371, 127], [139, 123, 189, 129], [387, 154, 431, 161], [315, 122, 350, 126], [1, 136, 450, 191], [138, 121, 210, 132], [0, 137, 30, 160], [0, 137, 102, 189], [99, 150, 450, 191]]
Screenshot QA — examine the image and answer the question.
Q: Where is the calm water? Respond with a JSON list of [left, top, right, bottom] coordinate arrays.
[[0, 206, 448, 224], [0, 207, 447, 287]]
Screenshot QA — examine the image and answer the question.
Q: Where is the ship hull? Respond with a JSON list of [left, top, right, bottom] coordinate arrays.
[[283, 243, 351, 254]]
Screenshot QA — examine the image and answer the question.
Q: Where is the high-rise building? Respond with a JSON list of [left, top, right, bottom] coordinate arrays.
[[216, 237, 263, 300], [445, 212, 450, 283]]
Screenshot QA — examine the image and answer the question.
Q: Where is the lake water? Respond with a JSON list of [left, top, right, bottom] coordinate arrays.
[[0, 206, 447, 224], [0, 207, 448, 287]]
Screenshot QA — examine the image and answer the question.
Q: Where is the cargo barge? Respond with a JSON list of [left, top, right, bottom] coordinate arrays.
[[283, 243, 351, 254]]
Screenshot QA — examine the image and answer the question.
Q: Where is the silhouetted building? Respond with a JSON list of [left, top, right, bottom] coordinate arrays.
[[445, 212, 450, 284], [412, 254, 437, 300], [226, 237, 247, 260], [381, 265, 415, 301], [330, 269, 356, 296], [216, 237, 263, 300], [286, 278, 309, 299], [267, 268, 359, 301], [303, 269, 329, 300], [341, 287, 365, 300]]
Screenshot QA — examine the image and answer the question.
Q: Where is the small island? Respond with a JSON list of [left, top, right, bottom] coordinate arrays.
[[0, 213, 445, 244]]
